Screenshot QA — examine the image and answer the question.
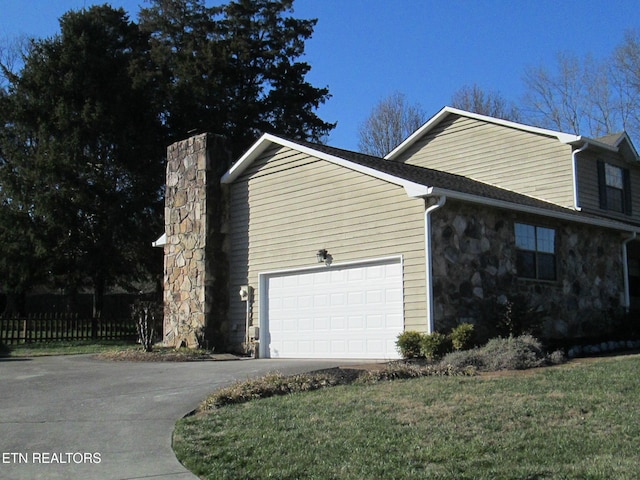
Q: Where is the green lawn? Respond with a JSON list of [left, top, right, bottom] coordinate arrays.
[[174, 355, 640, 480], [1, 339, 139, 357]]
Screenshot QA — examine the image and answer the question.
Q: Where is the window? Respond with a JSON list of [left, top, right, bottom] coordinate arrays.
[[515, 223, 556, 281], [598, 161, 632, 215]]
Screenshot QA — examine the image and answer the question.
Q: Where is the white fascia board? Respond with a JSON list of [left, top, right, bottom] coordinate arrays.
[[152, 233, 166, 247], [385, 106, 582, 160], [220, 133, 431, 196], [221, 133, 276, 184], [425, 186, 638, 233]]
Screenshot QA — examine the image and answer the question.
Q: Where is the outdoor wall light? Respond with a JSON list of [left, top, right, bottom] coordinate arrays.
[[316, 249, 328, 263], [316, 249, 333, 266]]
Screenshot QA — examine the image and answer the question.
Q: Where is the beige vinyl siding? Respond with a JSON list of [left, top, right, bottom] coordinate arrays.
[[396, 115, 576, 208], [576, 149, 640, 223], [228, 145, 427, 347]]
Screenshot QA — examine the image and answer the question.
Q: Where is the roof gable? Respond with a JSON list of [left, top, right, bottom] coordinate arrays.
[[385, 106, 640, 164], [220, 133, 430, 197], [385, 106, 582, 160], [592, 132, 639, 163]]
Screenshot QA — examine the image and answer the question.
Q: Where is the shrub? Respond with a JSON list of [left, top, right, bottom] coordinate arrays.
[[497, 296, 543, 338], [478, 295, 542, 343], [356, 362, 476, 383], [420, 332, 452, 360], [396, 331, 424, 359], [131, 301, 161, 352], [440, 334, 566, 372], [450, 323, 475, 351], [547, 349, 566, 365], [440, 349, 486, 370], [202, 371, 341, 410], [204, 363, 479, 410], [481, 335, 545, 370]]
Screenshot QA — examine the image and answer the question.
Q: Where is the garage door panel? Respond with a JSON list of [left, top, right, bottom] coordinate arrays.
[[298, 295, 313, 308], [347, 292, 364, 305], [348, 315, 364, 329], [366, 314, 383, 329], [366, 289, 383, 304], [330, 293, 346, 305], [330, 316, 346, 330], [314, 294, 329, 307], [347, 268, 364, 281], [386, 288, 403, 303], [264, 258, 403, 359]]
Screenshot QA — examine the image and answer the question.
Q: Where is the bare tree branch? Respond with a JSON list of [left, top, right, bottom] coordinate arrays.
[[358, 91, 426, 157], [0, 35, 30, 89], [522, 44, 640, 141], [450, 84, 520, 121]]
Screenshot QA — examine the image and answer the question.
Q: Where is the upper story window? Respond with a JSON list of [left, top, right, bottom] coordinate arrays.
[[598, 160, 632, 215], [514, 223, 556, 281]]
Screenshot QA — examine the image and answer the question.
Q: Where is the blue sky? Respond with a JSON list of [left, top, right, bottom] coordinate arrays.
[[2, 0, 639, 151]]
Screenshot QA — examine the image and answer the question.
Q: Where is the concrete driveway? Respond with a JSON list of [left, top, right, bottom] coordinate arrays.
[[0, 354, 363, 480]]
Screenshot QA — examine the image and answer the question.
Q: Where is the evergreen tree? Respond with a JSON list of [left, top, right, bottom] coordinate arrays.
[[0, 5, 165, 315], [0, 0, 334, 316], [139, 0, 334, 159]]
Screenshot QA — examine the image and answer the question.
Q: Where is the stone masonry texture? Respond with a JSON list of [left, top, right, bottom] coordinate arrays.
[[431, 199, 625, 340], [163, 133, 229, 349]]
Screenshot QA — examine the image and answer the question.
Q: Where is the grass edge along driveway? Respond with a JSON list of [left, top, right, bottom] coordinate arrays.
[[174, 354, 640, 480]]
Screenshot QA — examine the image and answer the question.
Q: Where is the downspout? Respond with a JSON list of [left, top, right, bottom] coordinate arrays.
[[622, 231, 637, 311], [571, 142, 589, 211], [424, 196, 447, 334]]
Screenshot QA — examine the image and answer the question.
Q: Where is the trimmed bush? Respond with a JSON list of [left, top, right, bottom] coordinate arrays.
[[396, 331, 424, 359], [420, 332, 452, 360], [450, 323, 475, 351]]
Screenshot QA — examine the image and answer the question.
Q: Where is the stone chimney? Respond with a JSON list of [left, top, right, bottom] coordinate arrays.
[[162, 133, 230, 349]]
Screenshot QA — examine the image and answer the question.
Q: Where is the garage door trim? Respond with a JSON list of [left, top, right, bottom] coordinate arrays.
[[258, 255, 404, 359]]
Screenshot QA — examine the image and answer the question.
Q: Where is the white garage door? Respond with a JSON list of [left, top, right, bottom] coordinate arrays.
[[262, 258, 403, 359]]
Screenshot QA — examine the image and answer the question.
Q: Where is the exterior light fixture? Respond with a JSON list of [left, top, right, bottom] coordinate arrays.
[[316, 249, 328, 264]]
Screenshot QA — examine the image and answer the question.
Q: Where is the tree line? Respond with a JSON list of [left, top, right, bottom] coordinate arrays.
[[0, 0, 334, 315], [359, 30, 640, 157]]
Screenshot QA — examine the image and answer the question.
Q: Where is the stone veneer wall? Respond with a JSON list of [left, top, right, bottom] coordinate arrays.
[[431, 199, 625, 340], [163, 133, 229, 348]]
